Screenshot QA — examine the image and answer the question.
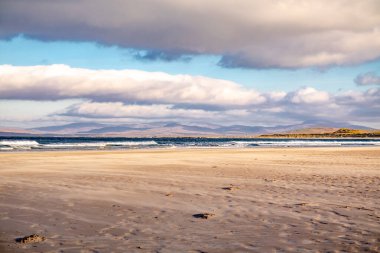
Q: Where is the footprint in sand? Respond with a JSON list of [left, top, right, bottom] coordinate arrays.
[[222, 184, 240, 191], [294, 202, 319, 207]]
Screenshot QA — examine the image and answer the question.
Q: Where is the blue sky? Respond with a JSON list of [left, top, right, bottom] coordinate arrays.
[[1, 35, 379, 93], [0, 0, 379, 129]]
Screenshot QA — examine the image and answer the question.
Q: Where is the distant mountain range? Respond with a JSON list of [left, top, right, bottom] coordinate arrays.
[[0, 120, 375, 137]]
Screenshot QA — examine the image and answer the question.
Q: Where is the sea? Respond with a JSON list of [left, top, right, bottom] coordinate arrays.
[[0, 136, 379, 151]]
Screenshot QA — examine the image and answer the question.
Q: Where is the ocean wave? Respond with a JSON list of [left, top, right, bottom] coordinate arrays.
[[0, 146, 14, 150], [0, 139, 159, 150], [232, 140, 380, 147], [42, 140, 158, 148], [0, 140, 40, 149], [105, 141, 158, 146], [0, 138, 379, 151]]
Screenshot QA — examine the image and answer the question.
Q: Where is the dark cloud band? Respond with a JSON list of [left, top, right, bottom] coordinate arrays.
[[1, 0, 380, 69]]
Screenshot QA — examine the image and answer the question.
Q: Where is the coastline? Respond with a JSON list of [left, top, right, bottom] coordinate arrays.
[[1, 134, 380, 139], [1, 147, 379, 252], [1, 137, 379, 152]]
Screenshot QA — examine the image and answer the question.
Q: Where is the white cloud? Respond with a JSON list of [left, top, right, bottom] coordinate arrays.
[[0, 64, 265, 106], [267, 91, 287, 101], [289, 87, 330, 104], [57, 87, 379, 125], [1, 0, 379, 68], [0, 65, 379, 126], [63, 102, 218, 119]]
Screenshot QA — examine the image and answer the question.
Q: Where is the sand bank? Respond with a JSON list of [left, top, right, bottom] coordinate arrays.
[[0, 147, 379, 252]]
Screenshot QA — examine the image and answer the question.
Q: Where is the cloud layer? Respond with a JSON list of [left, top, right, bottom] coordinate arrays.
[[0, 65, 379, 126], [0, 65, 265, 107], [1, 0, 379, 68]]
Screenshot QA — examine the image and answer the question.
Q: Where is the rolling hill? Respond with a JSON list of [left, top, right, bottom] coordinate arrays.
[[0, 120, 376, 137]]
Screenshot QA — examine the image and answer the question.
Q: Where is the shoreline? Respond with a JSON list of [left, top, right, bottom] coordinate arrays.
[[1, 138, 379, 153], [1, 145, 380, 154], [1, 134, 380, 139]]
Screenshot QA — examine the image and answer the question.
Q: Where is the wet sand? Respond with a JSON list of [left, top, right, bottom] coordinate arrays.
[[0, 147, 379, 252]]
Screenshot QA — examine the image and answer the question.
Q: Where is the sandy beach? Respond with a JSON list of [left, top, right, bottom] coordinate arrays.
[[0, 147, 379, 252]]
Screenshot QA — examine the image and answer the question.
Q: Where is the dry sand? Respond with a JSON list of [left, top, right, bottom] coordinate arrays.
[[0, 147, 379, 252]]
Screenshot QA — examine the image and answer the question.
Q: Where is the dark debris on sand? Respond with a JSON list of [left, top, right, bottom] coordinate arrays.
[[193, 213, 215, 219], [15, 234, 45, 244]]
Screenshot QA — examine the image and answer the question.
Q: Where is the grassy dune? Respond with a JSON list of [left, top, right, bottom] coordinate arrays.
[[260, 128, 380, 138]]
